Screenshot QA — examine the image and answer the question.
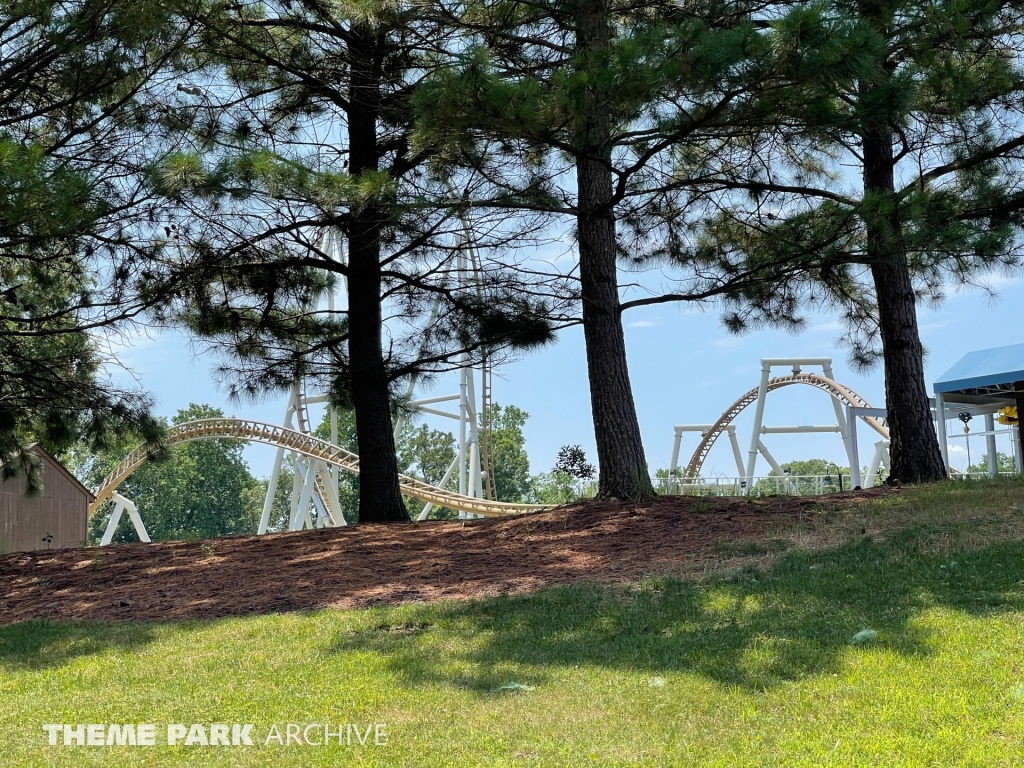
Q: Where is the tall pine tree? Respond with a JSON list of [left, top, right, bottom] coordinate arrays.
[[414, 0, 779, 500], [148, 0, 562, 520], [670, 0, 1024, 483]]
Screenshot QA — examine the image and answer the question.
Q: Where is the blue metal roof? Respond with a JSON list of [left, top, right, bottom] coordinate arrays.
[[934, 342, 1024, 395]]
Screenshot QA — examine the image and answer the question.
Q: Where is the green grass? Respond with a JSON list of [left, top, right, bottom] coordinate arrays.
[[3, 481, 1024, 766]]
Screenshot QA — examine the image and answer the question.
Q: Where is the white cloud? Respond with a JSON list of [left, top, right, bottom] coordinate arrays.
[[628, 320, 657, 328]]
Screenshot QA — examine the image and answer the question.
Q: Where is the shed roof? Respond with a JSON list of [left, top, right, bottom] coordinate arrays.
[[933, 342, 1024, 400]]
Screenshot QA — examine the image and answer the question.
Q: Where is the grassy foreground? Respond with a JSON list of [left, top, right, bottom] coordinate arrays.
[[2, 481, 1024, 766]]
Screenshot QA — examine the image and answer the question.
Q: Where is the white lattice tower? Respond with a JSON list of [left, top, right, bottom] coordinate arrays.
[[97, 221, 502, 541], [258, 227, 347, 533], [263, 220, 494, 531], [392, 217, 494, 521]]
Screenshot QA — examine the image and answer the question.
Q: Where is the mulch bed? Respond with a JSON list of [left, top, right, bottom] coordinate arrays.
[[0, 490, 892, 625]]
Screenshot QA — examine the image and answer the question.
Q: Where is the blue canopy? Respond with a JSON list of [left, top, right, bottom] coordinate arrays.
[[934, 342, 1024, 399]]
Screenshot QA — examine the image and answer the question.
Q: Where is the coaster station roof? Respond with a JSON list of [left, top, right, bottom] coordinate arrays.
[[934, 343, 1024, 405]]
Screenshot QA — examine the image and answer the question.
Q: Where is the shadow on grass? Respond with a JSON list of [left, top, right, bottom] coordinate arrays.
[[4, 495, 1023, 688], [330, 531, 1024, 693], [0, 620, 163, 671]]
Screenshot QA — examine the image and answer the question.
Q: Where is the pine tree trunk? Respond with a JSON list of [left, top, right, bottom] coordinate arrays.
[[861, 95, 946, 485], [574, 0, 654, 501], [347, 26, 410, 522]]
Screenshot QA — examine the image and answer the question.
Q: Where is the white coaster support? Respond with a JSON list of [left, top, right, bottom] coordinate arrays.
[[100, 492, 151, 546], [743, 358, 849, 493], [669, 424, 743, 492]]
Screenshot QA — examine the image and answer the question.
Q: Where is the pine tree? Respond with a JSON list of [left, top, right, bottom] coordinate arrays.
[[150, 0, 562, 520], [0, 0, 189, 485], [414, 1, 762, 500], [673, 0, 1024, 484]]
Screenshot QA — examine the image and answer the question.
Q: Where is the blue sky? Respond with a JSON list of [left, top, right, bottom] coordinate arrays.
[[106, 272, 1024, 480]]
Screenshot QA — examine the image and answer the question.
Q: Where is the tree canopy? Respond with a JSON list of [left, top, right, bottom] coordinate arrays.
[[140, 0, 567, 521], [413, 0, 1024, 487], [672, 0, 1024, 482], [7, 0, 1024, 512], [0, 0, 203, 486]]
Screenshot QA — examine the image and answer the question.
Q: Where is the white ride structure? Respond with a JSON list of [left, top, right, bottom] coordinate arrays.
[[668, 357, 892, 494], [95, 222, 515, 544], [91, 418, 548, 544], [257, 224, 496, 534]]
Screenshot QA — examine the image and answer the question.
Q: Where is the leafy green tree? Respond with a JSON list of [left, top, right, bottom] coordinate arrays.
[[554, 445, 596, 483], [484, 403, 532, 502], [527, 444, 597, 504], [398, 422, 459, 519], [762, 458, 852, 494], [401, 424, 458, 487], [310, 401, 533, 519], [967, 452, 1017, 475], [653, 467, 674, 494], [67, 404, 264, 543], [769, 459, 849, 478], [529, 471, 579, 505], [259, 462, 298, 533]]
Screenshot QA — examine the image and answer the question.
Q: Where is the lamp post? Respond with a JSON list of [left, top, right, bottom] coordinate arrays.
[[959, 412, 973, 472], [823, 462, 844, 492]]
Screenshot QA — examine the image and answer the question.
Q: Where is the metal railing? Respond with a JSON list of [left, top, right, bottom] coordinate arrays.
[[660, 474, 857, 497], [662, 470, 1023, 497]]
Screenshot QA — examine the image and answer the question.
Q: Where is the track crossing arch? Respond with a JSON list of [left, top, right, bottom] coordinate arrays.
[[683, 373, 889, 480]]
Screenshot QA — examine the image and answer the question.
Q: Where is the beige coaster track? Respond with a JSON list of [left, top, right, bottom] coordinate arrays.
[[89, 418, 551, 520], [683, 373, 890, 481]]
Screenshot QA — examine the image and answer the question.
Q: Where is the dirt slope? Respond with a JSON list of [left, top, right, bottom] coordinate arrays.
[[0, 491, 891, 625]]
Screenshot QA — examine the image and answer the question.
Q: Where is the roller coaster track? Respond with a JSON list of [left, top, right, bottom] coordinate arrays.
[[88, 418, 550, 519], [683, 373, 890, 480]]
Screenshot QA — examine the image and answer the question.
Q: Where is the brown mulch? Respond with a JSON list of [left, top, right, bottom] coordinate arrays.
[[0, 490, 894, 625]]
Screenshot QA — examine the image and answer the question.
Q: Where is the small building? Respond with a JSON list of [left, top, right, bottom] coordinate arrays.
[[0, 444, 94, 553], [934, 342, 1024, 475]]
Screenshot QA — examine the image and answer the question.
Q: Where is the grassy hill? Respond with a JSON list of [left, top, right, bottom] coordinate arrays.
[[2, 480, 1023, 766]]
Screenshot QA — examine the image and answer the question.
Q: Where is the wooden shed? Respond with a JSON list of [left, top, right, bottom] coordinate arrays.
[[0, 445, 93, 553]]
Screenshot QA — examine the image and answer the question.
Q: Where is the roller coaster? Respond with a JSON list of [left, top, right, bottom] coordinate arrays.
[[90, 418, 547, 542], [93, 356, 891, 545], [91, 222, 548, 545], [88, 207, 903, 540], [668, 358, 892, 493]]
